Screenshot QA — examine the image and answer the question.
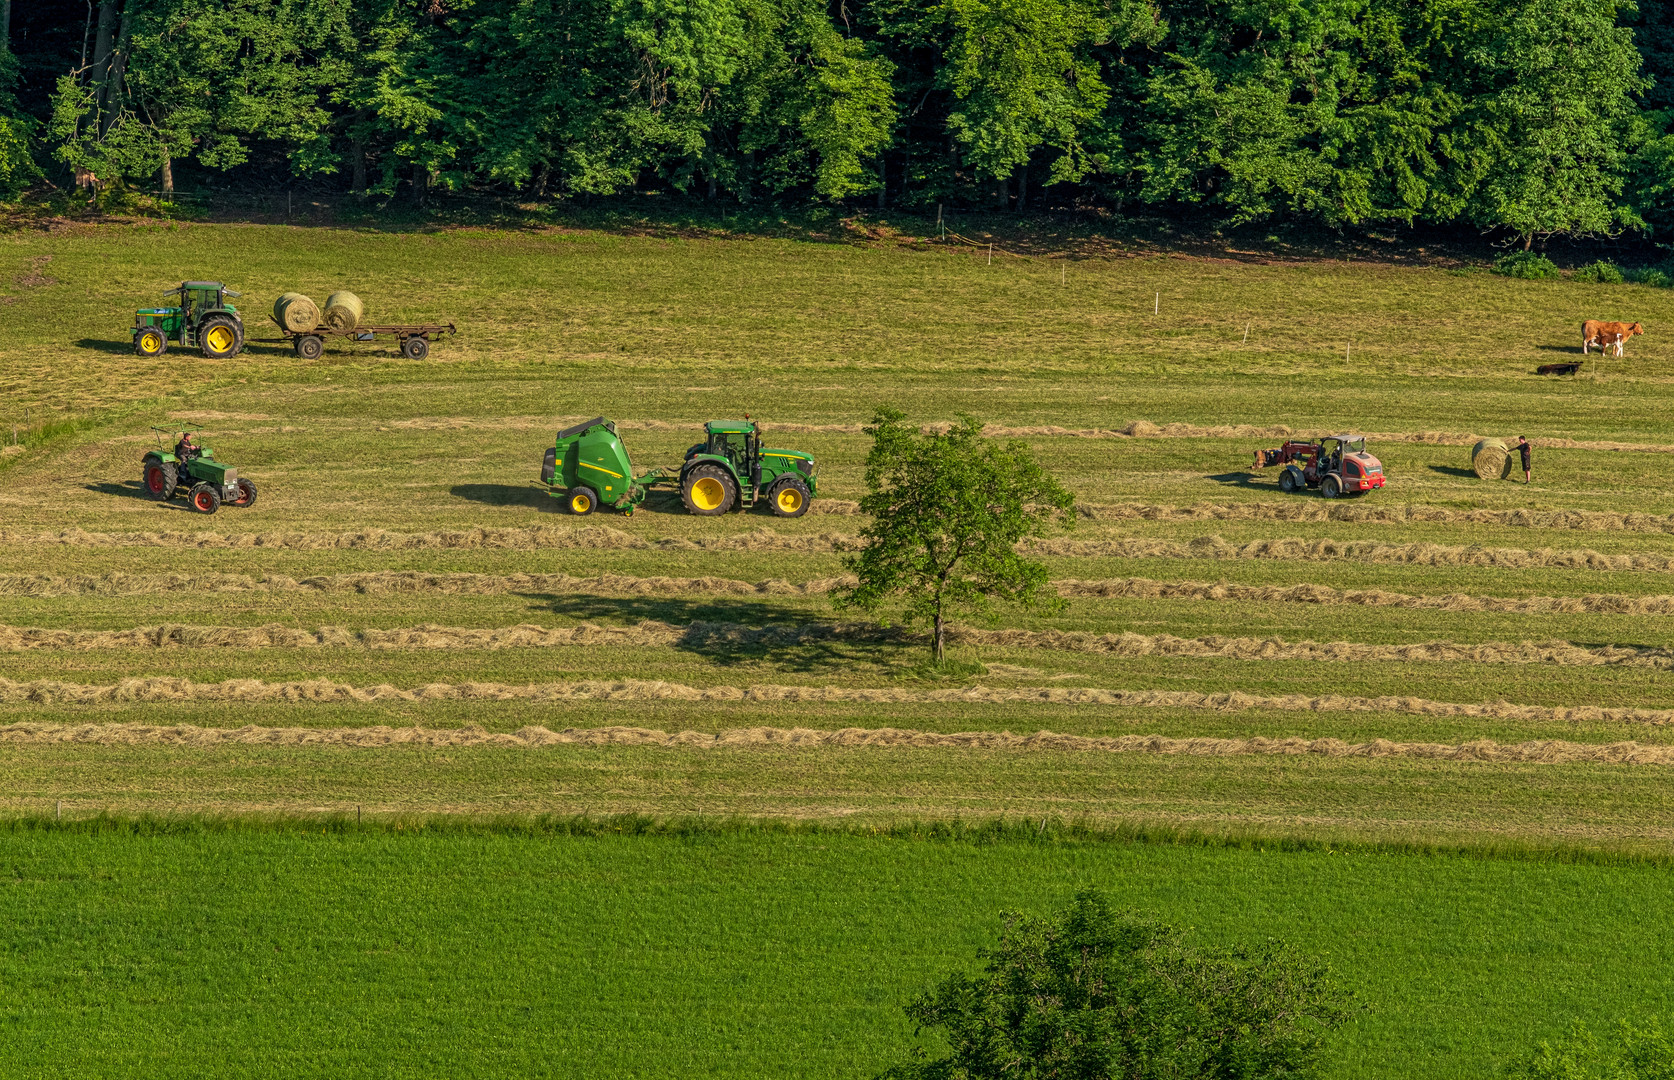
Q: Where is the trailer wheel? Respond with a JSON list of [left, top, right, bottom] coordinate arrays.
[[1321, 474, 1342, 499], [401, 336, 429, 360], [135, 328, 167, 357], [568, 486, 598, 516], [229, 478, 258, 508], [295, 335, 324, 360], [682, 464, 736, 516], [142, 455, 178, 500], [768, 477, 811, 518], [188, 482, 221, 514]]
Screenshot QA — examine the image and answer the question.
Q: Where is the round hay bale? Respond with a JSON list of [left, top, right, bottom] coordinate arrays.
[[1471, 439, 1513, 480], [273, 292, 320, 333], [323, 291, 364, 332]]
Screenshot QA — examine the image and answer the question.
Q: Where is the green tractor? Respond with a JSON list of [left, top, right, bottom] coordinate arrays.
[[540, 417, 817, 517], [132, 281, 245, 359], [141, 428, 258, 514]]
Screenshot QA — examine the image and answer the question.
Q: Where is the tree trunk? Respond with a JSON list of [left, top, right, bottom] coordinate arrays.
[[1523, 233, 1533, 251], [412, 162, 428, 206], [877, 158, 886, 209], [933, 609, 945, 663], [2, 1, 12, 47], [99, 2, 134, 137], [707, 171, 717, 200], [159, 155, 173, 196], [88, 1, 119, 120], [1016, 164, 1027, 212], [350, 138, 367, 194]]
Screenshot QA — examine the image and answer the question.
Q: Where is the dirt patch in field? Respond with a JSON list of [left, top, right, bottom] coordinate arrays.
[[13, 256, 55, 288], [0, 720, 1669, 764], [3, 676, 1672, 726], [7, 620, 1674, 671]]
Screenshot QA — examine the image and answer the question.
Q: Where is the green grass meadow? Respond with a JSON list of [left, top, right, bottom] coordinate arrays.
[[5, 218, 1674, 1076]]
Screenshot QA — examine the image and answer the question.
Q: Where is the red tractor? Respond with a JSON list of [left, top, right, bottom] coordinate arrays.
[[1252, 435, 1386, 497]]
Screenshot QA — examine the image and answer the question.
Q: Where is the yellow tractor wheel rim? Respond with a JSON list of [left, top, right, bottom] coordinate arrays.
[[776, 487, 803, 513], [691, 476, 725, 511], [205, 326, 234, 352], [139, 332, 161, 354], [571, 493, 592, 513]]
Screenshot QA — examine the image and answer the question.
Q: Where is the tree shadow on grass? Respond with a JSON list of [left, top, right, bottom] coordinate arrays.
[[522, 591, 904, 673]]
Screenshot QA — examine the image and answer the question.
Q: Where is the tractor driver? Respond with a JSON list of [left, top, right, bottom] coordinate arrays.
[[174, 431, 202, 463]]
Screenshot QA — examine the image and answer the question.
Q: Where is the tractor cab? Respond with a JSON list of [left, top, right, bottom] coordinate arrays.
[[696, 419, 759, 474], [133, 280, 245, 360]]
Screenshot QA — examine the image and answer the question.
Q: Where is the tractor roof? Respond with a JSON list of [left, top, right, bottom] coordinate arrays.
[[705, 420, 758, 435], [182, 281, 224, 290]]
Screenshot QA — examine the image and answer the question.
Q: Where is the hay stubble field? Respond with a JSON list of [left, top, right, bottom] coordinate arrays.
[[3, 219, 1674, 1077]]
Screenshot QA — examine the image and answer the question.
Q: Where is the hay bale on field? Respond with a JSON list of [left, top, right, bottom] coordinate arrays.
[[273, 292, 320, 332], [323, 291, 364, 332], [1471, 439, 1512, 480]]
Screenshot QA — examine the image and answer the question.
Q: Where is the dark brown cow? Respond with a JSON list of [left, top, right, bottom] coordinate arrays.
[[1582, 320, 1643, 356]]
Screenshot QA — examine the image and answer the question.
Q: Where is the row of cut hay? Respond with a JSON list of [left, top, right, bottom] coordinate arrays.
[[1, 720, 1669, 764], [0, 525, 850, 552], [4, 676, 1673, 726], [1077, 502, 1674, 534], [393, 415, 1674, 454], [7, 620, 1674, 670], [1026, 534, 1674, 572]]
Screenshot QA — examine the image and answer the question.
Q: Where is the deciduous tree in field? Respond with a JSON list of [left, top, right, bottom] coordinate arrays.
[[836, 407, 1074, 663], [1507, 1019, 1674, 1079], [878, 889, 1354, 1080]]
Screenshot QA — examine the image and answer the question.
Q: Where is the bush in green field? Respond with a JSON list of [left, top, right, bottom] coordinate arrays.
[[1506, 1019, 1674, 1079], [1627, 266, 1674, 287], [878, 888, 1352, 1080], [1493, 252, 1562, 280], [1573, 261, 1625, 284]]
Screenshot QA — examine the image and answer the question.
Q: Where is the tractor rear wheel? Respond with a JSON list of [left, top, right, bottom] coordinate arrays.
[[135, 328, 167, 357], [142, 455, 178, 500], [1321, 474, 1342, 499], [567, 486, 598, 515], [401, 336, 429, 360], [768, 477, 811, 518], [228, 478, 258, 508], [295, 335, 324, 360], [682, 464, 736, 516], [188, 482, 221, 514], [199, 316, 243, 359]]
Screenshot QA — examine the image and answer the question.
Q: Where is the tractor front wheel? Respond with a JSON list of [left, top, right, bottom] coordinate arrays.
[[295, 335, 324, 360], [142, 455, 178, 500], [1278, 469, 1299, 494], [682, 464, 736, 516], [768, 477, 811, 518], [401, 336, 429, 360], [199, 316, 243, 360], [1321, 474, 1342, 499], [188, 482, 221, 514], [567, 486, 598, 516], [135, 328, 167, 357], [228, 478, 258, 508]]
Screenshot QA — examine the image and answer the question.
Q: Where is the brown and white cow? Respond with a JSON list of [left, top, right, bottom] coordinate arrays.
[[1583, 320, 1643, 356]]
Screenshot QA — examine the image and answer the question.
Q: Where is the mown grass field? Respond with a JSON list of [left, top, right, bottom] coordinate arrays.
[[4, 218, 1674, 1077]]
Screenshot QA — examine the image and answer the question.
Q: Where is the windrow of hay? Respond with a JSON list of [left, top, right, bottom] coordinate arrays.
[[0, 524, 850, 553], [1080, 502, 1674, 535], [0, 570, 855, 599], [3, 677, 1673, 726], [7, 620, 1674, 671], [389, 416, 1674, 453], [1053, 576, 1674, 614], [1027, 534, 1674, 573], [0, 720, 1668, 764]]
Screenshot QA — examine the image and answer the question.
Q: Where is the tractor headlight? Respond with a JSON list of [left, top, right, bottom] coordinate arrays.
[[802, 457, 816, 476]]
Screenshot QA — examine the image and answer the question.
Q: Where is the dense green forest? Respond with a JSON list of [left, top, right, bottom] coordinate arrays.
[[4, 0, 1674, 242]]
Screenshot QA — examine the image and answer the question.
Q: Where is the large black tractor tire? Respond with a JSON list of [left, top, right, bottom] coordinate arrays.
[[295, 335, 324, 360], [768, 476, 811, 518], [682, 464, 736, 516], [199, 316, 243, 359], [142, 455, 178, 500], [401, 336, 429, 360], [134, 327, 167, 357], [1278, 468, 1299, 494], [567, 486, 599, 516], [187, 482, 222, 514], [1320, 474, 1342, 499], [228, 478, 258, 508]]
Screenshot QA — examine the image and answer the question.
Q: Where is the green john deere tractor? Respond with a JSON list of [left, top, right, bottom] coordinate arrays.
[[141, 428, 258, 514], [132, 281, 245, 359], [540, 417, 817, 517]]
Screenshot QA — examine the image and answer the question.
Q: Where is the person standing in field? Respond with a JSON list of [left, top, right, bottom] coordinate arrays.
[[1518, 435, 1531, 483]]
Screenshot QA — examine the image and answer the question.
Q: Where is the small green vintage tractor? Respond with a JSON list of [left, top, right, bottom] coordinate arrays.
[[132, 281, 245, 359], [540, 417, 817, 517], [141, 428, 258, 514]]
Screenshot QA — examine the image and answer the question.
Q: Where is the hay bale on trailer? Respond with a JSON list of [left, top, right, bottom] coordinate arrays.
[[1471, 439, 1513, 480], [273, 293, 320, 333], [323, 291, 364, 332]]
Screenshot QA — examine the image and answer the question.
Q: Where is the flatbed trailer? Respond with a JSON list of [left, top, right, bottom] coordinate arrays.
[[268, 317, 457, 360]]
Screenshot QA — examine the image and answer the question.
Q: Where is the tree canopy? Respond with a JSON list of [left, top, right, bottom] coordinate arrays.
[[4, 0, 1673, 240]]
